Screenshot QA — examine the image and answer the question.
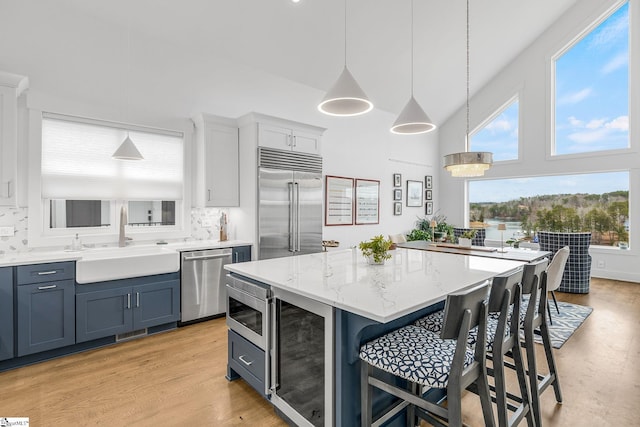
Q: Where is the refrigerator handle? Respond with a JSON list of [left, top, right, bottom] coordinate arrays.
[[288, 182, 295, 252], [294, 182, 300, 252]]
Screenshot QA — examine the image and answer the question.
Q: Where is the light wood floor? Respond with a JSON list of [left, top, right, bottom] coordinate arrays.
[[1, 277, 638, 426]]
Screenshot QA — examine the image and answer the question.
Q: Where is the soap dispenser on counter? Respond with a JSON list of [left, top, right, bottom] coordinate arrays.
[[71, 233, 83, 251]]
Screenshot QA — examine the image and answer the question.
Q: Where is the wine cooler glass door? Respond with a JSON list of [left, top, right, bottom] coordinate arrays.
[[270, 288, 334, 427]]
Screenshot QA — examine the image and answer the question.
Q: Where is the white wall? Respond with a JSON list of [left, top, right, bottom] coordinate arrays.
[[438, 0, 639, 282], [0, 1, 437, 253]]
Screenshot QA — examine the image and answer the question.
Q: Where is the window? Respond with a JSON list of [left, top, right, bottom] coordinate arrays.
[[553, 2, 629, 155], [37, 113, 185, 242], [470, 98, 519, 161], [468, 172, 629, 247]]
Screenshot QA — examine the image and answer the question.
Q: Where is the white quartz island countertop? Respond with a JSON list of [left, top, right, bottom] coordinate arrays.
[[225, 248, 526, 323]]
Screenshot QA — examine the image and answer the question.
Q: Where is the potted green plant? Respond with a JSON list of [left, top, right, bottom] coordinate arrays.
[[458, 229, 477, 247], [359, 235, 392, 265], [408, 213, 453, 242]]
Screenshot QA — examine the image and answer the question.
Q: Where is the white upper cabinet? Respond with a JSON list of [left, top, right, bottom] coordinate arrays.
[[193, 114, 239, 207], [0, 71, 28, 206], [255, 115, 324, 155]]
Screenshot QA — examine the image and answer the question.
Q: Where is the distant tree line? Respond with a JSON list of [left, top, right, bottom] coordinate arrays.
[[470, 191, 629, 245]]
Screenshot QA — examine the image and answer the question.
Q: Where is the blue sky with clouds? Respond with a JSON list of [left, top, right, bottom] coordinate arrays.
[[555, 2, 629, 155], [469, 3, 629, 204]]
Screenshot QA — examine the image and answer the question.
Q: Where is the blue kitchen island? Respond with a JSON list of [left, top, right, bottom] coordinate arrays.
[[225, 248, 525, 426]]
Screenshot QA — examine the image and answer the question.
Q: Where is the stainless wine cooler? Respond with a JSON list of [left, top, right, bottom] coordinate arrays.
[[269, 287, 334, 427]]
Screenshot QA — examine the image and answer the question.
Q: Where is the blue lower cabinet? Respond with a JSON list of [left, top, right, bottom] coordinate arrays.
[[76, 276, 180, 343], [16, 279, 76, 357], [132, 280, 180, 330], [227, 329, 266, 397], [232, 245, 252, 263], [0, 268, 14, 361], [76, 286, 134, 342]]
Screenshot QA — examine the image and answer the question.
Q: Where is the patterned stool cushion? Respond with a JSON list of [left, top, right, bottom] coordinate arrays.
[[415, 311, 508, 353], [359, 325, 474, 388], [414, 310, 479, 347]]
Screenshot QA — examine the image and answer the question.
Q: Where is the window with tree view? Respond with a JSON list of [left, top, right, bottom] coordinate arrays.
[[468, 172, 629, 247], [554, 2, 629, 155]]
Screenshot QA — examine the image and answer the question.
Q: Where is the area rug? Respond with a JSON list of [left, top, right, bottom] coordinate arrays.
[[535, 301, 593, 349]]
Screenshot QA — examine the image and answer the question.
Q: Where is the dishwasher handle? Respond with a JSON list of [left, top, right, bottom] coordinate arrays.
[[182, 253, 232, 262]]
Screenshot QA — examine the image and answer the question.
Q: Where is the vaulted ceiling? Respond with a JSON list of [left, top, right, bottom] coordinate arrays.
[[4, 0, 579, 125]]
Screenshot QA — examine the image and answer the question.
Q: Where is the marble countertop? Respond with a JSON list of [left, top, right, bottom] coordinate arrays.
[[0, 239, 252, 267], [225, 248, 526, 323], [397, 240, 551, 262]]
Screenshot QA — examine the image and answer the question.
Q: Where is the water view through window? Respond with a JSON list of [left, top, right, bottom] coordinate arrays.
[[469, 172, 629, 247]]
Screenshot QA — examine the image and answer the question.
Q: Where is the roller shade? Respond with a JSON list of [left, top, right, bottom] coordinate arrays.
[[41, 115, 183, 200]]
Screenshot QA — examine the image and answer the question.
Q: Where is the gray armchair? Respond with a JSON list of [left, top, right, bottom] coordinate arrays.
[[538, 231, 592, 294]]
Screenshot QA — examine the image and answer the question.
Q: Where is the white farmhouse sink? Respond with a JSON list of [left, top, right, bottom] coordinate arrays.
[[76, 246, 180, 284]]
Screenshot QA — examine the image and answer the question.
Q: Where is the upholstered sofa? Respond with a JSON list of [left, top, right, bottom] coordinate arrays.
[[538, 231, 592, 293]]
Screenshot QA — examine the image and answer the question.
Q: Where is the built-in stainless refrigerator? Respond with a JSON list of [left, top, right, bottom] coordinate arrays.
[[258, 147, 323, 260]]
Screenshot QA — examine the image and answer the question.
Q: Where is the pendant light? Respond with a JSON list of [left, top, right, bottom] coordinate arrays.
[[391, 0, 436, 135], [443, 0, 492, 177], [113, 13, 144, 161], [318, 0, 373, 116]]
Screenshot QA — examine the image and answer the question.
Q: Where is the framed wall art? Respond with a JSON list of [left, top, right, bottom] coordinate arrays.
[[393, 173, 402, 187], [394, 202, 402, 216], [426, 202, 433, 215], [325, 175, 354, 226], [425, 175, 433, 189], [406, 180, 423, 207], [355, 179, 380, 224], [425, 190, 433, 201], [393, 189, 402, 201]]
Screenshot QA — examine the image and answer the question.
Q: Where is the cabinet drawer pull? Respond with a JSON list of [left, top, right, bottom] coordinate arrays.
[[126, 293, 131, 309], [136, 292, 140, 308], [238, 355, 253, 366], [37, 270, 58, 276], [37, 285, 57, 290]]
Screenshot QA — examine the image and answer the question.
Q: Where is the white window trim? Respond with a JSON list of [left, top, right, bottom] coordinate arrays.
[[470, 91, 522, 164], [28, 109, 193, 248], [547, 0, 634, 160]]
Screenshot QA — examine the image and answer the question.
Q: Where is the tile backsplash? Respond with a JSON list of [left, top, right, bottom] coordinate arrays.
[[0, 207, 228, 254], [0, 207, 29, 255]]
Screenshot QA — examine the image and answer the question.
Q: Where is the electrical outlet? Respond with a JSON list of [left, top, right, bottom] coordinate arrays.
[[597, 260, 605, 269], [0, 226, 14, 237]]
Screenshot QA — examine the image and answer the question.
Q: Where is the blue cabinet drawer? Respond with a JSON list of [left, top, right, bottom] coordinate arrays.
[[17, 262, 75, 285], [228, 329, 265, 396]]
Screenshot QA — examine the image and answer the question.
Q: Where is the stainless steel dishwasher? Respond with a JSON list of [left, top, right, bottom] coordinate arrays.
[[180, 248, 232, 323]]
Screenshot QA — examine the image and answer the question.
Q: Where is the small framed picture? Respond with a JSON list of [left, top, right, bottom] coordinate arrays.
[[406, 180, 423, 207], [393, 189, 402, 201], [425, 202, 433, 215], [394, 202, 402, 216], [425, 175, 433, 190], [393, 173, 402, 188], [425, 190, 433, 201]]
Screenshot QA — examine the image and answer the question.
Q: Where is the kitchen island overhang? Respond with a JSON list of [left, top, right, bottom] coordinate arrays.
[[224, 248, 526, 426]]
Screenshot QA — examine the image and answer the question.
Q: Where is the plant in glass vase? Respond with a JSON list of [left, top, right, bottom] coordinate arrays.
[[359, 235, 392, 265]]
